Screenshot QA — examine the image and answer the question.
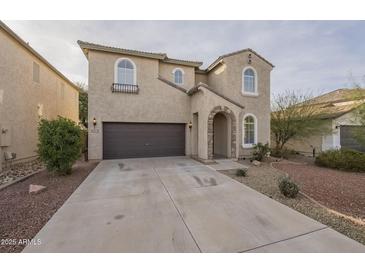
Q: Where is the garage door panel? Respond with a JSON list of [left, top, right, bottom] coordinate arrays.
[[340, 126, 365, 152], [103, 123, 185, 159]]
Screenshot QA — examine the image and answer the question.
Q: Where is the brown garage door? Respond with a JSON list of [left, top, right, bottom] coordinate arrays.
[[340, 125, 365, 152], [103, 122, 185, 159]]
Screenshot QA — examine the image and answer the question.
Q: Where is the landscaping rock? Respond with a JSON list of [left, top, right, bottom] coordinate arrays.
[[0, 159, 44, 186], [252, 160, 261, 166], [0, 160, 98, 252], [29, 184, 47, 194]]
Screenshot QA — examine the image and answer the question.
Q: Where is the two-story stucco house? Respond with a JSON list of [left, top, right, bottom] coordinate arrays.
[[78, 40, 273, 162], [0, 21, 79, 171]]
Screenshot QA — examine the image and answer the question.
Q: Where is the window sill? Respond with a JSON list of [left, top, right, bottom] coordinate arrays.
[[241, 92, 259, 97], [242, 143, 256, 148]]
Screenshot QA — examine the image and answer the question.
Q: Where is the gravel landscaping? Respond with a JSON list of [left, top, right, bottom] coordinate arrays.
[[0, 160, 98, 253], [272, 161, 365, 220], [220, 162, 365, 246], [0, 159, 44, 186]]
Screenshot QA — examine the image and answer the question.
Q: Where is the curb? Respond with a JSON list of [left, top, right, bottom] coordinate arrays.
[[0, 168, 45, 192]]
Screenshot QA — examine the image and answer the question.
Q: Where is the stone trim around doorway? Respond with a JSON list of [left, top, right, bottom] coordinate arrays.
[[207, 106, 237, 160]]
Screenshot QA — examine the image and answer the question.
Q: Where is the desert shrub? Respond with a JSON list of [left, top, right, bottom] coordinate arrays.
[[252, 142, 270, 161], [235, 168, 247, 177], [38, 116, 82, 175], [315, 149, 365, 172], [278, 177, 299, 198]]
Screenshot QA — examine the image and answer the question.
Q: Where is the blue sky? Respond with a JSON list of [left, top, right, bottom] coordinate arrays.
[[5, 20, 365, 96]]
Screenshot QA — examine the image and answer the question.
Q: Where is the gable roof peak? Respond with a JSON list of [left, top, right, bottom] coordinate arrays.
[[206, 48, 274, 72]]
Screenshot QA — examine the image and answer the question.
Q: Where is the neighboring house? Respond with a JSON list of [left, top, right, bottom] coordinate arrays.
[[286, 88, 365, 155], [78, 40, 273, 161], [0, 21, 79, 171]]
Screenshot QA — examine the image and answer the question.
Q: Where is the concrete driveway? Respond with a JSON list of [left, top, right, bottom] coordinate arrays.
[[24, 157, 364, 252]]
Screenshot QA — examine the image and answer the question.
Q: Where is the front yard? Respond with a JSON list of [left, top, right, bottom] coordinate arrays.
[[273, 161, 365, 220], [220, 161, 365, 246], [0, 160, 98, 253]]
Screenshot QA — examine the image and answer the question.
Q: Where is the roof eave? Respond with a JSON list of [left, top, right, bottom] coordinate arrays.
[[77, 40, 167, 60], [206, 48, 274, 72], [162, 58, 202, 68], [0, 21, 79, 91]]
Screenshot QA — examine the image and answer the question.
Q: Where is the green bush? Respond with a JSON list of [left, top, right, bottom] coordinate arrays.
[[38, 116, 82, 175], [80, 129, 88, 161], [278, 177, 299, 198], [315, 149, 365, 172], [235, 168, 247, 177], [252, 142, 270, 161]]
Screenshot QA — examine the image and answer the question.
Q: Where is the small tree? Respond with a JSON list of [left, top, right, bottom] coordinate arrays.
[[349, 85, 365, 147], [77, 82, 88, 128], [271, 90, 330, 155], [38, 116, 82, 175]]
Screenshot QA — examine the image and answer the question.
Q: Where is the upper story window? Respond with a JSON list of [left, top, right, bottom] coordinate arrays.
[[243, 114, 257, 147], [33, 62, 40, 83], [242, 67, 257, 95], [172, 68, 184, 85], [115, 58, 136, 85]]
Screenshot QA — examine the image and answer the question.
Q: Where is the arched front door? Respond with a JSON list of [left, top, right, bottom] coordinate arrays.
[[207, 106, 236, 160]]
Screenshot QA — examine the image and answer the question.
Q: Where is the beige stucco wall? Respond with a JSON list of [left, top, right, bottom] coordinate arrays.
[[88, 50, 192, 159], [285, 135, 324, 156], [206, 51, 272, 156], [158, 62, 195, 90], [0, 28, 79, 169], [195, 73, 208, 85], [87, 48, 272, 160], [190, 87, 243, 160]]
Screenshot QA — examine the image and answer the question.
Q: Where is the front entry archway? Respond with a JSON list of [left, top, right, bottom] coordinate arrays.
[[213, 113, 228, 158], [208, 106, 236, 160]]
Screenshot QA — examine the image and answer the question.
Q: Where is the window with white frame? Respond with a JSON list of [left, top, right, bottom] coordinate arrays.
[[243, 114, 257, 146], [173, 68, 184, 85], [116, 58, 136, 85], [242, 67, 257, 94]]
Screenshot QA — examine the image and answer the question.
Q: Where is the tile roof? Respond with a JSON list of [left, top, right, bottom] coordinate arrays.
[[157, 76, 187, 93], [78, 40, 167, 60], [303, 89, 365, 119], [307, 88, 365, 105], [78, 40, 203, 67], [206, 48, 275, 72], [188, 82, 245, 109], [78, 41, 273, 71]]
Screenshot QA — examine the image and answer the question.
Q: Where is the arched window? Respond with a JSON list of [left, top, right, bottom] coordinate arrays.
[[115, 58, 136, 85], [243, 114, 257, 147], [242, 67, 257, 94], [173, 68, 184, 85]]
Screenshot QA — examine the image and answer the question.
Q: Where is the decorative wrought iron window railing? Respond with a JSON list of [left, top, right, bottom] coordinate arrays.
[[111, 83, 139, 94]]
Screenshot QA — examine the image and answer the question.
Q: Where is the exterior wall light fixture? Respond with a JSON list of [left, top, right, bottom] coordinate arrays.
[[93, 117, 97, 127], [188, 121, 193, 129]]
